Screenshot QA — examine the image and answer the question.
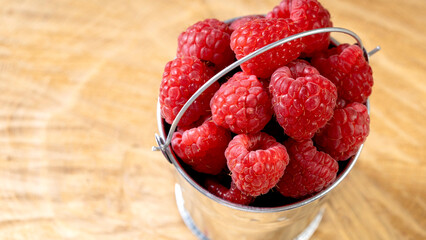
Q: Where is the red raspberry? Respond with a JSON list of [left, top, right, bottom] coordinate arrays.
[[225, 132, 289, 197], [228, 15, 265, 32], [312, 44, 374, 103], [177, 18, 235, 71], [314, 102, 370, 161], [267, 0, 332, 56], [159, 56, 218, 127], [269, 60, 337, 140], [277, 138, 338, 198], [210, 72, 273, 134], [205, 178, 254, 205], [172, 118, 232, 175], [230, 18, 304, 79]]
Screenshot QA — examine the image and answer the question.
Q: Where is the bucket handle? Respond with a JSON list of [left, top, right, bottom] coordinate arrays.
[[153, 27, 380, 154]]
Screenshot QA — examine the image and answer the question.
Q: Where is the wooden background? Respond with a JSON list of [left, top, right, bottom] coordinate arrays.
[[0, 0, 425, 239]]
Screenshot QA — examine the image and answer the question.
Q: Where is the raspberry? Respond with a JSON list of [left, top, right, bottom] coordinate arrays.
[[172, 118, 232, 175], [277, 139, 338, 198], [228, 15, 265, 32], [225, 132, 289, 197], [314, 102, 370, 161], [230, 18, 304, 79], [269, 60, 337, 140], [267, 0, 332, 56], [210, 72, 273, 134], [159, 56, 218, 127], [205, 178, 254, 205], [177, 18, 235, 71], [312, 44, 374, 103]]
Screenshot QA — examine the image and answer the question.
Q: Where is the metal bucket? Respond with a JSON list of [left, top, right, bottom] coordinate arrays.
[[153, 27, 378, 240]]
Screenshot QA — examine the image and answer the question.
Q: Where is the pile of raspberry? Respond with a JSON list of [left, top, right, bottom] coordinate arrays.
[[159, 0, 372, 206]]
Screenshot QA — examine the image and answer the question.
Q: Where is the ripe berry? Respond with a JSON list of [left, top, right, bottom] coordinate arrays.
[[172, 118, 232, 175], [159, 56, 218, 127], [269, 60, 337, 140], [314, 102, 370, 161], [267, 0, 332, 56], [210, 72, 273, 134], [230, 18, 304, 79], [225, 132, 289, 197], [312, 44, 374, 103], [206, 178, 254, 205], [277, 138, 338, 198], [177, 18, 235, 71]]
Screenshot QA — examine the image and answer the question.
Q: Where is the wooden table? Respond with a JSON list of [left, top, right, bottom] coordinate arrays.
[[0, 0, 425, 239]]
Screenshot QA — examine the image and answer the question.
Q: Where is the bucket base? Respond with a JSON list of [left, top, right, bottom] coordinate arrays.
[[175, 184, 325, 240]]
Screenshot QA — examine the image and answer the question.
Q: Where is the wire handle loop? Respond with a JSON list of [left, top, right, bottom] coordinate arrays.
[[154, 27, 378, 152]]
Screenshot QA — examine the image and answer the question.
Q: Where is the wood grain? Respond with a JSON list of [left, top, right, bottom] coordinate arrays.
[[0, 0, 424, 239]]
